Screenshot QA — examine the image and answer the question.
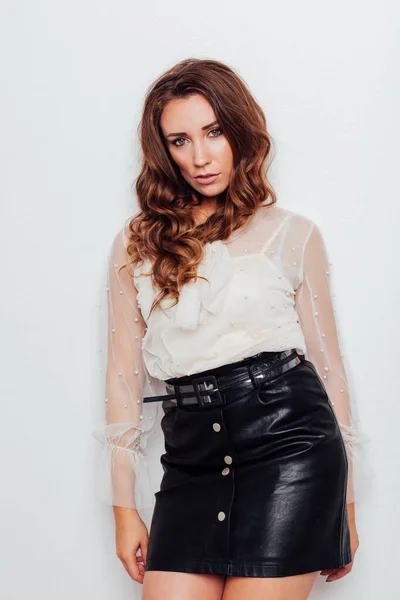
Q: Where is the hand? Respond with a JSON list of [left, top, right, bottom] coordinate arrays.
[[320, 502, 359, 582], [113, 507, 149, 584]]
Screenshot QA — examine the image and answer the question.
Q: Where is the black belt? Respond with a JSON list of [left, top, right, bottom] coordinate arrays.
[[143, 348, 304, 409]]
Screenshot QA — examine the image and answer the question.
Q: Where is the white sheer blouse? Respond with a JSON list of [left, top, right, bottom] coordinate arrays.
[[92, 203, 369, 514]]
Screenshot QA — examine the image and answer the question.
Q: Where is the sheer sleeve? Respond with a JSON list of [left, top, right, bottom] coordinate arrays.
[[92, 228, 161, 512], [295, 223, 369, 505]]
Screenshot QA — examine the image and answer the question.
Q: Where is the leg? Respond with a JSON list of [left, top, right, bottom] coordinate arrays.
[[222, 571, 319, 600], [142, 571, 226, 600]]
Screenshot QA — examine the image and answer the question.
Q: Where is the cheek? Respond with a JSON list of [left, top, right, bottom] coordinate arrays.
[[215, 139, 233, 166], [169, 149, 190, 173]]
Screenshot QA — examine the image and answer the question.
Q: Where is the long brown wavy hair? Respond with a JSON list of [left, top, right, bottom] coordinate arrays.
[[124, 58, 277, 317]]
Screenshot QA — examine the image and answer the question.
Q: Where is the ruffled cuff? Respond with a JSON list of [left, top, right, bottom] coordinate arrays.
[[92, 421, 156, 512]]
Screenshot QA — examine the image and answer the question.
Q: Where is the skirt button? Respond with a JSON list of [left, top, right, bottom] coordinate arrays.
[[218, 511, 226, 521], [213, 423, 221, 432], [224, 455, 233, 465], [222, 467, 230, 476]]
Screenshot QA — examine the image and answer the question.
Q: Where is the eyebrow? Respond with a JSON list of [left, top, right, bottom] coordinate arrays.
[[165, 120, 219, 138]]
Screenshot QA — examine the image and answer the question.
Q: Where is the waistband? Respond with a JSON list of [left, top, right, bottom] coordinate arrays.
[[143, 348, 305, 409]]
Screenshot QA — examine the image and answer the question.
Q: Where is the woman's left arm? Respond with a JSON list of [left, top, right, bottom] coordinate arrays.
[[294, 222, 366, 507]]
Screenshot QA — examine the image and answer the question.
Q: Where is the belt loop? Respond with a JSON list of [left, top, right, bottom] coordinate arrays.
[[174, 384, 182, 407], [248, 363, 262, 389]]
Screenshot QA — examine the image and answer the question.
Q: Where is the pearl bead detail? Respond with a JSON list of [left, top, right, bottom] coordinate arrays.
[[314, 312, 319, 316]]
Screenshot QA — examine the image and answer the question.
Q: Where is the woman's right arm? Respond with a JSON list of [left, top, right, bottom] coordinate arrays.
[[93, 229, 158, 584]]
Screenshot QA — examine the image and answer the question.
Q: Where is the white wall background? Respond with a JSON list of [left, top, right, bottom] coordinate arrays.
[[0, 0, 398, 598]]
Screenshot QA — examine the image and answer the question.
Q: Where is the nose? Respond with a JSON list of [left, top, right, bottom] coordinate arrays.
[[192, 139, 211, 167]]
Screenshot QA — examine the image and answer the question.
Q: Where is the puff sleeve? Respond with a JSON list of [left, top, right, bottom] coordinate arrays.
[[295, 223, 369, 505], [92, 229, 160, 511]]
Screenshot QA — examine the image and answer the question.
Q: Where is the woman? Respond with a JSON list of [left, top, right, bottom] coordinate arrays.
[[94, 58, 368, 599]]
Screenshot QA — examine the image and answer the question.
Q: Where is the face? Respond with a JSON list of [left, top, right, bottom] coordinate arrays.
[[160, 94, 234, 202]]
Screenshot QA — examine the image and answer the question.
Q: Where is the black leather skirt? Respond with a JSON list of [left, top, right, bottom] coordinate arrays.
[[145, 349, 351, 578]]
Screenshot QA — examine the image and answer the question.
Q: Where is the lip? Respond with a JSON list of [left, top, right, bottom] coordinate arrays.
[[194, 173, 220, 185]]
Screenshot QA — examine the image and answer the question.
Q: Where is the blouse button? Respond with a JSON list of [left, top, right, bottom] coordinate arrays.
[[218, 511, 226, 521], [224, 455, 233, 465], [213, 423, 221, 432], [222, 467, 230, 476]]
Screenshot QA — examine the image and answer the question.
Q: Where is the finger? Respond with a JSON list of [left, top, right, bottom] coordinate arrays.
[[327, 565, 351, 582], [320, 569, 335, 575], [141, 539, 148, 563], [121, 554, 142, 583]]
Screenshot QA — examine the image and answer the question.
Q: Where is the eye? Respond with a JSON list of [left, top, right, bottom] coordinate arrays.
[[170, 128, 223, 148], [171, 137, 186, 147], [209, 127, 223, 137]]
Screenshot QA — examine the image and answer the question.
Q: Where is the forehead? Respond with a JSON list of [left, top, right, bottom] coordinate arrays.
[[160, 94, 216, 135]]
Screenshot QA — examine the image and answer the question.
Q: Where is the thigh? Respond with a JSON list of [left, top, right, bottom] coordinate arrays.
[[222, 571, 319, 600], [142, 571, 226, 600]]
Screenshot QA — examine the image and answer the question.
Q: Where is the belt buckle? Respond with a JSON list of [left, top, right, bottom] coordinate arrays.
[[190, 375, 223, 408]]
